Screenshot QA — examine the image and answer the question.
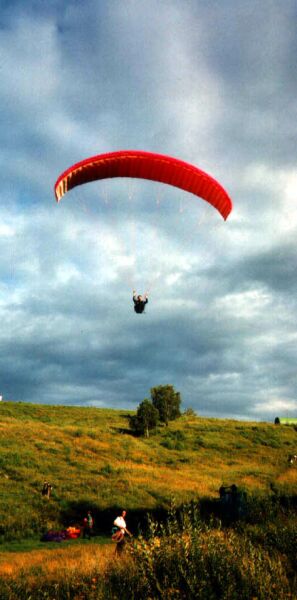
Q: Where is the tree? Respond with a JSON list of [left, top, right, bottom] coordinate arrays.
[[150, 385, 181, 426], [129, 399, 159, 438]]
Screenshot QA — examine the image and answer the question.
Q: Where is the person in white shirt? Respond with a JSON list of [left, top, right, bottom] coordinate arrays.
[[112, 510, 132, 554]]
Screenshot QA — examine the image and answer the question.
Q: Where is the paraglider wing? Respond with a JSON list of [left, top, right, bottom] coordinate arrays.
[[54, 150, 232, 220]]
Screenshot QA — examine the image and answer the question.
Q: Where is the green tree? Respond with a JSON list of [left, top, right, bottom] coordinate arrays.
[[129, 399, 159, 438], [151, 385, 181, 425]]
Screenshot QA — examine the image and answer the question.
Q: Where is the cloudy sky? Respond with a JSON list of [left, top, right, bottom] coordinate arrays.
[[1, 0, 296, 421]]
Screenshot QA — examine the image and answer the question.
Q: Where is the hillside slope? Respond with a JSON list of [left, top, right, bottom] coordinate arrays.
[[0, 402, 296, 539]]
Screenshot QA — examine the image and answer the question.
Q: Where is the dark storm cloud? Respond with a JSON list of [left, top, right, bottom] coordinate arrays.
[[0, 0, 296, 420], [239, 243, 297, 294], [188, 1, 297, 181]]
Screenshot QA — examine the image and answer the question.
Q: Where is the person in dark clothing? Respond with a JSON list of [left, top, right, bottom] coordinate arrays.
[[133, 290, 148, 314], [41, 481, 53, 499], [41, 481, 48, 497], [83, 511, 94, 539]]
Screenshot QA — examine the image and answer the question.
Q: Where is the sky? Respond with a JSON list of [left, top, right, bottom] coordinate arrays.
[[1, 0, 296, 421]]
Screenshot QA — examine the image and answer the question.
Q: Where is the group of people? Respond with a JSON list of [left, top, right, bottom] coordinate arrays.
[[41, 493, 131, 554], [41, 486, 131, 554], [81, 509, 132, 555]]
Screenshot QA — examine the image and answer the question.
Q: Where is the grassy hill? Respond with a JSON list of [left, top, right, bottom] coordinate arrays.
[[0, 401, 296, 540]]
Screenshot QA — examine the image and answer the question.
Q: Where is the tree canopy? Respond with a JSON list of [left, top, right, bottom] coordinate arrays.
[[151, 385, 181, 426], [129, 399, 159, 438], [130, 385, 182, 436]]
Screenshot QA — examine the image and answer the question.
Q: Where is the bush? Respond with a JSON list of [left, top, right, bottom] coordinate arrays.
[[161, 431, 186, 451], [114, 504, 295, 599], [1, 501, 296, 599]]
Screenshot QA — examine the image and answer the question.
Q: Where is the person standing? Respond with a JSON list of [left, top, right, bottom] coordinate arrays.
[[41, 481, 53, 499], [83, 511, 94, 539], [112, 510, 132, 555]]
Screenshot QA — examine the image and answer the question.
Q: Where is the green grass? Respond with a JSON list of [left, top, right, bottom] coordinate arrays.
[[0, 401, 296, 541], [1, 503, 296, 599], [0, 534, 110, 553]]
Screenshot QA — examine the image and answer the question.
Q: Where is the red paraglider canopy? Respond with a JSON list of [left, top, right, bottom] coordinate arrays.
[[54, 150, 232, 220]]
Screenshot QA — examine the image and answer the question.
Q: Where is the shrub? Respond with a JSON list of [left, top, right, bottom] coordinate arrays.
[[100, 464, 117, 477], [116, 504, 295, 599]]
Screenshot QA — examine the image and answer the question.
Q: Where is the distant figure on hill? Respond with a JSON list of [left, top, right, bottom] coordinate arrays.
[[83, 511, 94, 539], [41, 481, 53, 499], [288, 454, 297, 465], [219, 484, 238, 504], [112, 510, 132, 555], [133, 290, 148, 314]]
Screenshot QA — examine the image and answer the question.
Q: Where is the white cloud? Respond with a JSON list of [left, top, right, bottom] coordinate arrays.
[[0, 16, 60, 108], [214, 289, 271, 320], [0, 1, 296, 419], [252, 397, 297, 416], [0, 223, 15, 237]]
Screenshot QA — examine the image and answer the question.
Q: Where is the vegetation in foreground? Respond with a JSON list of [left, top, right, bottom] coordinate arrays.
[[0, 400, 296, 598], [0, 499, 296, 599], [0, 400, 296, 541]]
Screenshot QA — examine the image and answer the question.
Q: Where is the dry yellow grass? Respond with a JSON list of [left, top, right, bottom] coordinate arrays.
[[1, 401, 296, 546], [240, 475, 265, 489], [276, 467, 297, 485], [0, 541, 113, 579]]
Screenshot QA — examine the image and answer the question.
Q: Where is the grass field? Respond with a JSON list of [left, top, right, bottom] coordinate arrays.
[[0, 401, 296, 598], [0, 506, 296, 599], [0, 401, 296, 542]]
